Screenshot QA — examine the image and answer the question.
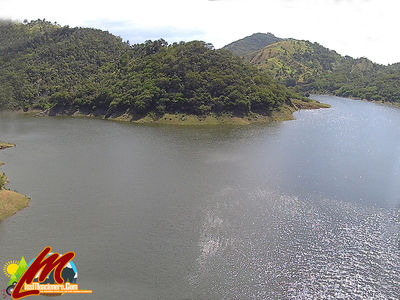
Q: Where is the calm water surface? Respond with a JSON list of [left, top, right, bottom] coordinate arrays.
[[0, 95, 399, 299]]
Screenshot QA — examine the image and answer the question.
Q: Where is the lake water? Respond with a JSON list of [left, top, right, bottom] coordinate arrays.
[[0, 95, 399, 299]]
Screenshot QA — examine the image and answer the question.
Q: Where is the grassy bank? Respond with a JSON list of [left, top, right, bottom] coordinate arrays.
[[291, 99, 331, 110], [0, 142, 30, 222], [109, 110, 296, 125], [0, 142, 14, 166], [111, 99, 329, 125], [0, 142, 15, 150], [0, 189, 30, 221], [40, 98, 330, 126]]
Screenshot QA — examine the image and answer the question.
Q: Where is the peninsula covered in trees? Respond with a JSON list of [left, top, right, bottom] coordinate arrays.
[[0, 20, 327, 125]]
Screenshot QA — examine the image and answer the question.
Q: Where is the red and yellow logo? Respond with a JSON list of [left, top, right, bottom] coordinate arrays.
[[3, 247, 92, 299]]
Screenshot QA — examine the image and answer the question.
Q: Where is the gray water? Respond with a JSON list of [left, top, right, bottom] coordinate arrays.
[[0, 95, 399, 299]]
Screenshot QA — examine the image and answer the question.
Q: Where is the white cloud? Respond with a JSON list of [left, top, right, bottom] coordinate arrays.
[[0, 0, 399, 64]]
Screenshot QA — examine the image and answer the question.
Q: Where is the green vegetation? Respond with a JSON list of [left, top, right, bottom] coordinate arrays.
[[0, 142, 15, 166], [80, 39, 302, 118], [310, 57, 400, 103], [291, 98, 331, 110], [0, 19, 129, 110], [223, 33, 281, 57], [245, 40, 341, 86], [0, 20, 324, 122], [239, 37, 400, 103], [0, 142, 30, 221], [0, 172, 6, 189]]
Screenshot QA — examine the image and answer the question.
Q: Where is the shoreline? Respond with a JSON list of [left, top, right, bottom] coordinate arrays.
[[0, 142, 30, 222], [310, 93, 400, 109], [23, 98, 330, 126]]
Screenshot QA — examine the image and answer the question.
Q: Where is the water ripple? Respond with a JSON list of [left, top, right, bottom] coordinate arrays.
[[191, 187, 400, 299]]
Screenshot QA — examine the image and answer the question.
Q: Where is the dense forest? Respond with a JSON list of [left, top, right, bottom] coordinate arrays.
[[311, 57, 400, 103], [0, 19, 130, 110], [227, 33, 400, 103], [0, 20, 307, 118]]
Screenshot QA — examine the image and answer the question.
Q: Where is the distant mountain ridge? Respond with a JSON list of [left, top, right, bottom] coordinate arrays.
[[224, 33, 400, 103], [222, 33, 281, 56]]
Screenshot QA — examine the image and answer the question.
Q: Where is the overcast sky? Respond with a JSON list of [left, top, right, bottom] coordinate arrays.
[[0, 0, 399, 65]]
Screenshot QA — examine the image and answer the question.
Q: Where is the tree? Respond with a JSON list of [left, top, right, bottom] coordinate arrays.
[[15, 257, 28, 281]]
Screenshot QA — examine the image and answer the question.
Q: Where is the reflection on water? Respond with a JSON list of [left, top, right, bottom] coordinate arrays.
[[0, 96, 399, 299], [191, 186, 400, 299]]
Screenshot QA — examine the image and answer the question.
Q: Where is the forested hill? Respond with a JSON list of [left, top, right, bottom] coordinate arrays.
[[0, 20, 312, 118], [226, 35, 400, 104], [0, 19, 130, 109], [222, 33, 281, 57]]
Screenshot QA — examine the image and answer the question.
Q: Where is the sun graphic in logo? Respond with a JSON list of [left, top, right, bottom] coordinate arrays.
[[3, 260, 19, 278]]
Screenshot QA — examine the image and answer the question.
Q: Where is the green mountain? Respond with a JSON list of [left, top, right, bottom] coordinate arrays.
[[0, 19, 129, 110], [245, 39, 342, 86], [15, 257, 28, 279], [0, 20, 317, 120], [238, 36, 400, 103], [223, 33, 281, 57]]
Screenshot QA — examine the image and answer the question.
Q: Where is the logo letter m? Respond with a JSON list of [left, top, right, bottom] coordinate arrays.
[[12, 246, 75, 299]]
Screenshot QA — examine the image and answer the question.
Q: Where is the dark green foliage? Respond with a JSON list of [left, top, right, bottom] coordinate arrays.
[[78, 40, 297, 116], [310, 58, 400, 103], [223, 33, 282, 57], [0, 21, 301, 116], [0, 19, 130, 110]]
